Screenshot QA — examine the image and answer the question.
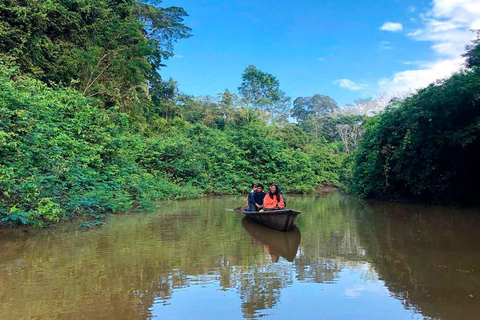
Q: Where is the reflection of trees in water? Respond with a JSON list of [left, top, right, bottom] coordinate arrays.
[[358, 201, 480, 320], [292, 193, 367, 284], [0, 197, 286, 319], [295, 256, 342, 283], [10, 194, 478, 320], [238, 264, 293, 319]]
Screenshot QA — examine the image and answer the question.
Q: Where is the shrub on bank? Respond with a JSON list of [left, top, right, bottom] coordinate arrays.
[[0, 65, 202, 226]]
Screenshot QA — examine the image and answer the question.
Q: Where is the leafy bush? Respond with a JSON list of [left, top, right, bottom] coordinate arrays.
[[0, 65, 200, 226]]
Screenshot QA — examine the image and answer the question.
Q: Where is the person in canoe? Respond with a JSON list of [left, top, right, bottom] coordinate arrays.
[[249, 184, 266, 211], [242, 183, 258, 210], [263, 184, 285, 210]]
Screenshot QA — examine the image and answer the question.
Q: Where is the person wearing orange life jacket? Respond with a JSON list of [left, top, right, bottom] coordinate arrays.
[[263, 184, 285, 210]]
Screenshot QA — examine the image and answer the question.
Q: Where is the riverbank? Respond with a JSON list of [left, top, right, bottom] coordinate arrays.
[[0, 186, 334, 229]]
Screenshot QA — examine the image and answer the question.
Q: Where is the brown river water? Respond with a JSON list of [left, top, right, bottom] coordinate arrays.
[[1, 192, 480, 320]]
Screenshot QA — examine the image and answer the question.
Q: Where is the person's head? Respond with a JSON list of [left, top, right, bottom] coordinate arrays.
[[268, 184, 281, 201], [257, 184, 264, 192], [251, 183, 259, 192]]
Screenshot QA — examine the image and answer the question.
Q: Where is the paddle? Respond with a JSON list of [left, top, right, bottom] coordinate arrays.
[[225, 207, 243, 212]]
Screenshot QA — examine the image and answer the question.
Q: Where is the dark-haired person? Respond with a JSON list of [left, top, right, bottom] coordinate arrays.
[[242, 184, 258, 210], [263, 184, 285, 210], [251, 184, 266, 211]]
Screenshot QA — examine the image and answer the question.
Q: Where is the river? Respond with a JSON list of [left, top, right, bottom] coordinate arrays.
[[1, 192, 479, 319]]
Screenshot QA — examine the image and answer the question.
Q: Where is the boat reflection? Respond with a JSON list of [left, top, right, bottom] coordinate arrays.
[[242, 217, 301, 262]]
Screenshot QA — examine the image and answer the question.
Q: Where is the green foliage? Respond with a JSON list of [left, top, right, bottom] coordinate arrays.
[[351, 67, 480, 204], [0, 0, 351, 227], [0, 64, 201, 226], [225, 121, 343, 193], [0, 63, 343, 226], [0, 0, 191, 111], [292, 94, 338, 122], [463, 30, 480, 69], [238, 65, 290, 119]]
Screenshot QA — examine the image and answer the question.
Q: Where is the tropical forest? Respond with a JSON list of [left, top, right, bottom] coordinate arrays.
[[1, 1, 480, 319]]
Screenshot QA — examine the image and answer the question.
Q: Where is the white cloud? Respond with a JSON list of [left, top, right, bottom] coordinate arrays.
[[379, 41, 395, 50], [334, 79, 368, 91], [344, 284, 386, 299], [173, 54, 184, 59], [380, 22, 403, 32], [409, 6, 416, 13], [379, 58, 464, 94], [379, 0, 479, 95], [318, 57, 325, 61], [407, 0, 480, 57], [402, 60, 425, 65]]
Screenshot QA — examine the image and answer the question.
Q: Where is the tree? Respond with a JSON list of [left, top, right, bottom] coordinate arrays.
[[0, 0, 191, 111], [218, 89, 241, 120], [335, 123, 364, 153], [238, 65, 290, 119], [292, 94, 338, 122], [320, 114, 364, 143], [351, 41, 480, 204], [463, 30, 480, 69], [150, 78, 180, 120], [291, 94, 338, 138], [338, 94, 389, 116]]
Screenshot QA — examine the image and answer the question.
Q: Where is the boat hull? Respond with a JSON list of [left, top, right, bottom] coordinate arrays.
[[241, 208, 301, 232]]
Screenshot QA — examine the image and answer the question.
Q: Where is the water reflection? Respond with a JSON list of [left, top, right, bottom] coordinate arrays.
[[0, 194, 479, 319], [242, 217, 301, 262], [358, 201, 480, 320]]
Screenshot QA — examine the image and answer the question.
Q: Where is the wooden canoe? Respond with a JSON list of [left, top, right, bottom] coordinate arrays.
[[241, 208, 301, 232], [242, 218, 301, 261]]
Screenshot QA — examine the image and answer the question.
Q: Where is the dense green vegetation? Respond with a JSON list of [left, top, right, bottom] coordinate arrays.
[[0, 63, 348, 226], [0, 0, 359, 227], [351, 36, 480, 204], [1, 0, 479, 226]]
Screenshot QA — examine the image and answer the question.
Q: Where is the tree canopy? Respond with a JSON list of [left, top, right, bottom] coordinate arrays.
[[238, 65, 290, 119], [292, 94, 338, 122], [0, 0, 191, 110], [351, 61, 480, 204], [464, 30, 480, 69]]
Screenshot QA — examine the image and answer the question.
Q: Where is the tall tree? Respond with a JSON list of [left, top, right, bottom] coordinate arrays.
[[150, 78, 180, 120], [0, 0, 191, 111], [238, 65, 290, 118], [291, 94, 338, 122], [291, 94, 338, 138], [218, 89, 241, 120]]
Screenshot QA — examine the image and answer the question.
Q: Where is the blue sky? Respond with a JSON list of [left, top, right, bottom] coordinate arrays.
[[160, 0, 479, 107]]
